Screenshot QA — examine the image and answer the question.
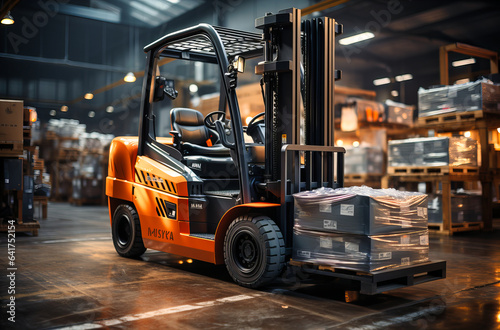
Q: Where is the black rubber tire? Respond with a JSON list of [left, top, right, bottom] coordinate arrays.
[[112, 204, 146, 258], [224, 215, 285, 288]]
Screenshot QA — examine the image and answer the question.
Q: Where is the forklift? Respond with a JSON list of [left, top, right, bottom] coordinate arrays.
[[106, 8, 445, 293]]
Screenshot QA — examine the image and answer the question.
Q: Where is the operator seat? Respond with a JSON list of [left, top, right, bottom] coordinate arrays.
[[170, 108, 230, 156], [170, 108, 237, 179]]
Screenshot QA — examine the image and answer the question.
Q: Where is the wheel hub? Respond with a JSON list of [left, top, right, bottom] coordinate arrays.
[[235, 233, 259, 272], [117, 215, 131, 247]]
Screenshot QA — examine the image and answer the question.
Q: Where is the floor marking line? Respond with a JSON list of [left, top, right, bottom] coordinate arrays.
[[37, 237, 111, 244], [57, 294, 257, 329], [346, 305, 444, 330]]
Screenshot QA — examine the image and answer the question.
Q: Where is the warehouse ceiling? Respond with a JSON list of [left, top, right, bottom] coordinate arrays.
[[0, 0, 499, 134], [326, 0, 500, 71]]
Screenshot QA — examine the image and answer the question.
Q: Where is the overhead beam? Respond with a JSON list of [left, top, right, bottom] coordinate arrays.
[[69, 57, 175, 104], [0, 52, 133, 72], [302, 0, 351, 16], [440, 43, 499, 85], [0, 0, 20, 19], [59, 4, 121, 24]]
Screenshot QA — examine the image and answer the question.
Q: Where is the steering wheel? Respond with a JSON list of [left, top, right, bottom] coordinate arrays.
[[204, 111, 226, 129], [247, 112, 265, 132]]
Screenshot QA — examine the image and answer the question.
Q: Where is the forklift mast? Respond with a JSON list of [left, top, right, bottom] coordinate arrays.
[[256, 8, 342, 185], [255, 8, 345, 250]]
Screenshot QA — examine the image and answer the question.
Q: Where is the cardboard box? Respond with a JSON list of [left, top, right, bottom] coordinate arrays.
[[293, 228, 429, 273], [294, 187, 428, 235], [0, 99, 23, 144], [350, 98, 386, 122]]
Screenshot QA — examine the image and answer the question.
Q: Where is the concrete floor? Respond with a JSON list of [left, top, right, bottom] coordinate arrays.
[[1, 202, 500, 329]]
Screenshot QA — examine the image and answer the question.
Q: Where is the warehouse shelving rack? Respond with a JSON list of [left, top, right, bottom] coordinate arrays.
[[387, 109, 500, 234]]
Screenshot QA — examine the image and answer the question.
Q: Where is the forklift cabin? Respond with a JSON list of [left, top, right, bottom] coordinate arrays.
[[107, 8, 349, 288]]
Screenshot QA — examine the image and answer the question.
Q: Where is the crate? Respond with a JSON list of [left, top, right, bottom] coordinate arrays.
[[0, 99, 23, 145]]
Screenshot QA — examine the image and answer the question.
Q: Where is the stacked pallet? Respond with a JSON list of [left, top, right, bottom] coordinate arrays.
[[38, 119, 113, 204], [0, 100, 40, 236], [292, 186, 429, 273]]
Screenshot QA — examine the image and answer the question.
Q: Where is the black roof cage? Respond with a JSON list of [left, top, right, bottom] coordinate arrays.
[[145, 24, 264, 62]]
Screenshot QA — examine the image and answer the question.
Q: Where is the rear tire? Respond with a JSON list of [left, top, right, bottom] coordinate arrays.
[[224, 215, 285, 288], [112, 204, 146, 258]]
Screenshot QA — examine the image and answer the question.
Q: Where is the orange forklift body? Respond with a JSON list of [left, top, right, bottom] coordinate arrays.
[[106, 137, 279, 264]]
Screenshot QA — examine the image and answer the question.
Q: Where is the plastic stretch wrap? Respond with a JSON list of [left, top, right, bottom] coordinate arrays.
[[293, 228, 429, 273], [294, 186, 428, 235], [344, 146, 384, 175], [388, 136, 477, 167], [418, 79, 500, 117], [428, 193, 482, 223], [385, 100, 414, 126]]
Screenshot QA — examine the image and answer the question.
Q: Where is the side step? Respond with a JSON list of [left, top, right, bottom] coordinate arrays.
[[190, 233, 215, 240], [205, 190, 240, 197]]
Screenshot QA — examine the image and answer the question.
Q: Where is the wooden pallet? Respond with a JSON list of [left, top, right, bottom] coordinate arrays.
[[428, 221, 483, 233], [0, 142, 24, 157], [344, 173, 383, 181], [0, 221, 40, 236], [57, 148, 80, 161], [344, 174, 383, 188], [418, 110, 485, 126], [289, 260, 371, 276], [388, 165, 479, 176]]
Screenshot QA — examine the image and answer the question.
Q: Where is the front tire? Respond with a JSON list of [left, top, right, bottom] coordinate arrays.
[[224, 215, 285, 288], [112, 204, 146, 258]]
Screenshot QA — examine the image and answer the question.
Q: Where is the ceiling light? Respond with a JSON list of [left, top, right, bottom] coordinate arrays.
[[88, 111, 95, 118], [391, 90, 399, 97], [167, 0, 180, 3], [131, 1, 158, 16], [140, 0, 170, 10], [336, 139, 343, 147], [339, 32, 374, 45], [29, 109, 37, 123], [189, 84, 198, 93], [61, 105, 68, 112], [373, 77, 391, 86], [395, 74, 413, 82], [353, 141, 360, 147], [464, 131, 471, 138], [84, 93, 94, 100], [452, 58, 476, 67], [106, 106, 114, 113], [1, 12, 14, 25], [50, 110, 57, 116], [124, 72, 136, 83]]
